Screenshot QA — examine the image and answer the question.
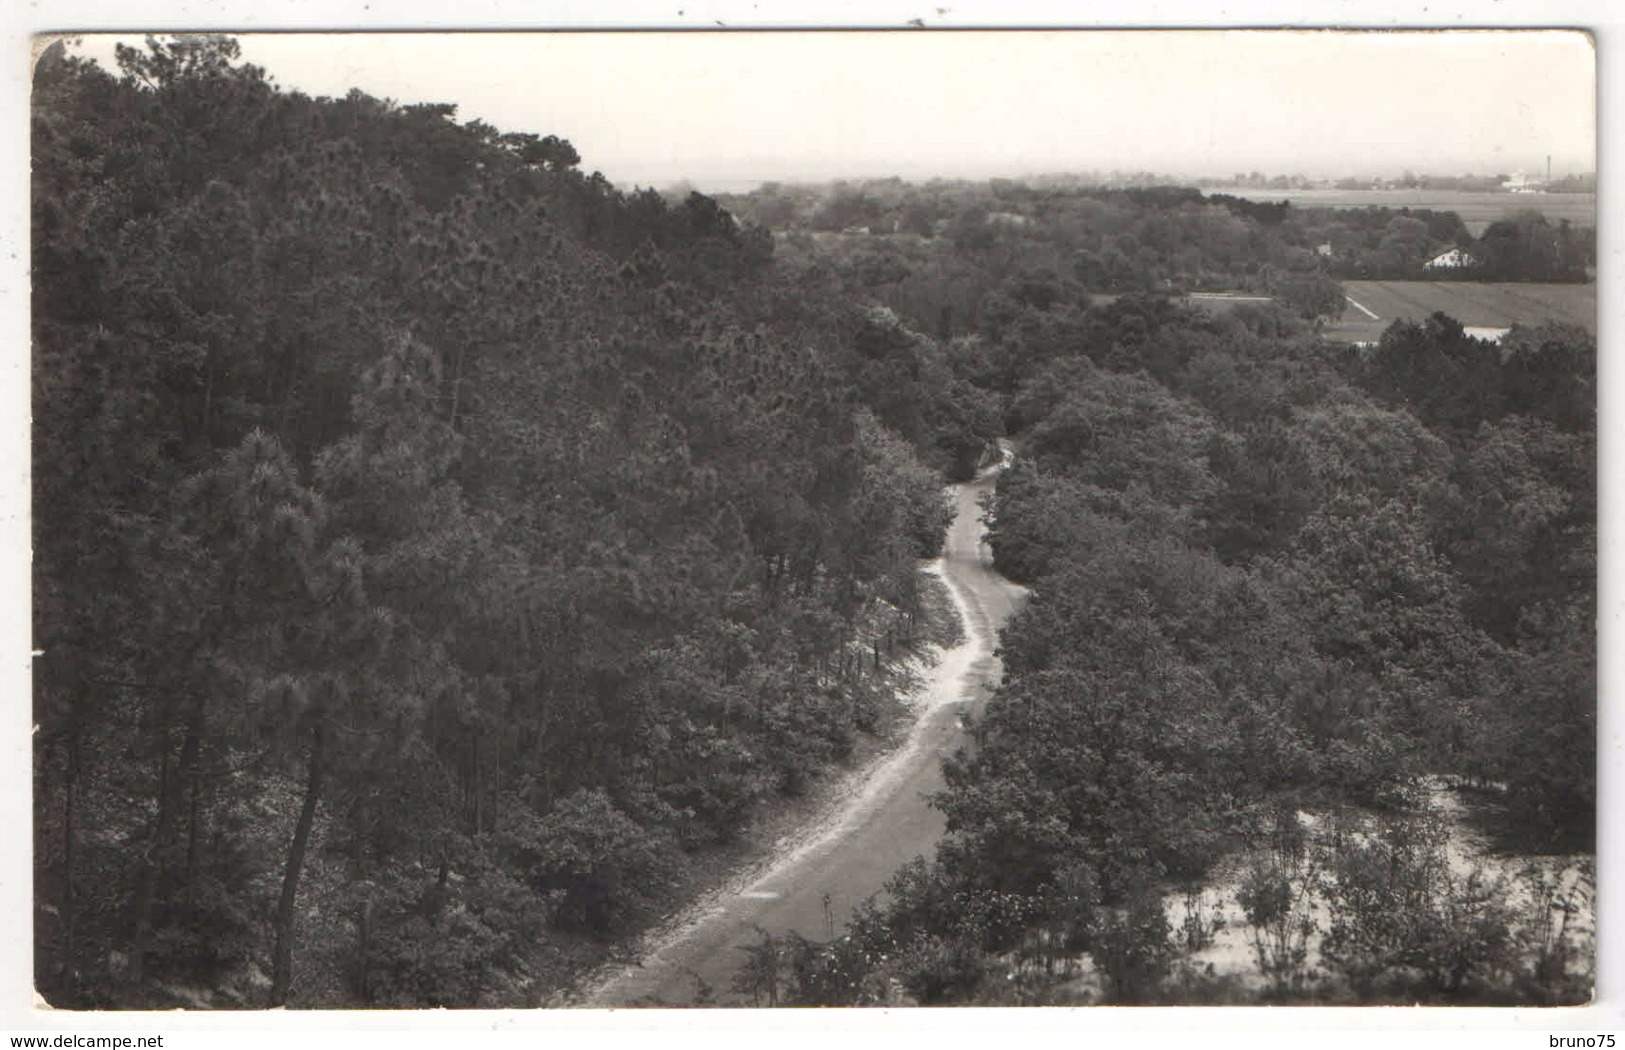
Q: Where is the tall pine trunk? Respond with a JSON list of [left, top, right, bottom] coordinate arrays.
[[62, 729, 78, 982], [270, 725, 324, 1007], [127, 748, 173, 988], [184, 772, 201, 912], [177, 703, 206, 910], [128, 689, 207, 988], [449, 342, 468, 431]]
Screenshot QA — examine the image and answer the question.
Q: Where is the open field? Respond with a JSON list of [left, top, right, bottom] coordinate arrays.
[[1323, 280, 1597, 343], [1220, 188, 1596, 236]]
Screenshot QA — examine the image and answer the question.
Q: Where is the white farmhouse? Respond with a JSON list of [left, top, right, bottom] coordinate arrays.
[[1423, 247, 1477, 271]]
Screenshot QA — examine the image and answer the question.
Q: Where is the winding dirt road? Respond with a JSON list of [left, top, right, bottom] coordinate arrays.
[[581, 456, 1026, 1007]]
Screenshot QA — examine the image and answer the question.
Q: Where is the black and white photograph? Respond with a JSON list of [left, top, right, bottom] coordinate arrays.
[[13, 7, 1613, 1030]]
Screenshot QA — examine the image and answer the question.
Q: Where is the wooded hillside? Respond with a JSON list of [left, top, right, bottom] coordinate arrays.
[[31, 36, 987, 1008], [32, 35, 1595, 1012], [720, 184, 1596, 1008]]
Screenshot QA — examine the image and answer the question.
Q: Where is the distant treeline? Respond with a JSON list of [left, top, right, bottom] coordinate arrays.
[[720, 177, 1595, 295]]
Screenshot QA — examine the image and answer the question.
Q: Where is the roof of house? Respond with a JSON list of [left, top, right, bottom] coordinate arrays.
[[1424, 248, 1477, 268]]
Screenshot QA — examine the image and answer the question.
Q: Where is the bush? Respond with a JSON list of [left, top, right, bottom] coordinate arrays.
[[504, 789, 678, 933], [1090, 891, 1175, 1004], [1230, 805, 1317, 996], [360, 860, 549, 1007], [1319, 814, 1517, 1000]]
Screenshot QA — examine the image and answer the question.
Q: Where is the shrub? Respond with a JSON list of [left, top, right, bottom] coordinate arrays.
[[1319, 814, 1517, 1000], [505, 788, 678, 933], [1091, 892, 1175, 1004]]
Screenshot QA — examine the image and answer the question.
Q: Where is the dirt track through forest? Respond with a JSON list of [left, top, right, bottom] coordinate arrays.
[[579, 456, 1026, 1007]]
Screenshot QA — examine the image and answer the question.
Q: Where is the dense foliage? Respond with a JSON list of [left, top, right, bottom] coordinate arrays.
[[728, 176, 1595, 1006], [721, 178, 1593, 326], [32, 37, 979, 1008]]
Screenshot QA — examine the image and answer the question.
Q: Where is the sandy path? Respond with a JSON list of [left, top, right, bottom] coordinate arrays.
[[579, 459, 1026, 1007]]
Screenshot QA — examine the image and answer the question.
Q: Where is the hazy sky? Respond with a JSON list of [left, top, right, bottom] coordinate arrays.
[[69, 29, 1599, 193]]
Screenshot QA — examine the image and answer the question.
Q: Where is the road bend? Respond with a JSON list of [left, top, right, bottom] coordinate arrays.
[[581, 454, 1027, 1007]]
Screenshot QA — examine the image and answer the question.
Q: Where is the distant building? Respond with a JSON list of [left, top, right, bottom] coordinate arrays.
[[1503, 171, 1546, 194], [1424, 247, 1477, 271], [1315, 242, 1333, 257]]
